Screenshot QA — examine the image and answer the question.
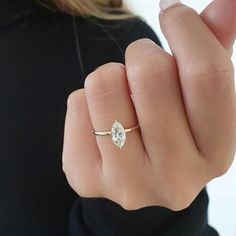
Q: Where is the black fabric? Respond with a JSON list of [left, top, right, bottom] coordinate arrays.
[[69, 189, 217, 236], [0, 1, 218, 236]]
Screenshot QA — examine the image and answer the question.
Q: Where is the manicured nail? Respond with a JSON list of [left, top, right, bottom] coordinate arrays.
[[159, 0, 181, 11]]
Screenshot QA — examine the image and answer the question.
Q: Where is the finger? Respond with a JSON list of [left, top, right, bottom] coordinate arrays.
[[200, 0, 236, 55], [62, 89, 103, 197], [159, 1, 236, 162], [84, 63, 146, 169], [125, 39, 197, 162], [125, 39, 209, 207]]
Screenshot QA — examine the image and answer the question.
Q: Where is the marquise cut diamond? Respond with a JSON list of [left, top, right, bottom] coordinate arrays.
[[111, 120, 126, 149]]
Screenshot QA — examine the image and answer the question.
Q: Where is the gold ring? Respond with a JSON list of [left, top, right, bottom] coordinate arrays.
[[92, 120, 139, 149]]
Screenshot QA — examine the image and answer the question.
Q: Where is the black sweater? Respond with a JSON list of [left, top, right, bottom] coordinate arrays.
[[0, 1, 218, 235]]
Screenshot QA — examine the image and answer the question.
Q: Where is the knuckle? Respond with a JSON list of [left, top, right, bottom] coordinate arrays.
[[117, 187, 139, 211], [125, 39, 163, 76], [177, 6, 198, 22], [71, 178, 97, 198], [127, 55, 176, 94], [62, 163, 99, 198], [67, 89, 85, 109], [62, 159, 72, 180], [62, 161, 68, 175], [164, 182, 197, 211], [75, 184, 97, 198], [130, 54, 174, 79], [163, 5, 198, 28], [211, 158, 234, 178], [118, 186, 195, 212], [119, 196, 137, 211], [125, 38, 155, 57], [183, 57, 234, 90], [120, 202, 135, 211], [167, 196, 193, 212], [84, 62, 125, 97]]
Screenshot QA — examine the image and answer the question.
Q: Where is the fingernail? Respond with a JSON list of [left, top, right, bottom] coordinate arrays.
[[159, 0, 181, 11]]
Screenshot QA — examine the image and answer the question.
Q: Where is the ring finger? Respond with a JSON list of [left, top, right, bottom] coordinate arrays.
[[84, 62, 146, 171]]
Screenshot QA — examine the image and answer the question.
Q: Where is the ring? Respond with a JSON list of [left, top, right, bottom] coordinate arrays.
[[92, 120, 139, 149]]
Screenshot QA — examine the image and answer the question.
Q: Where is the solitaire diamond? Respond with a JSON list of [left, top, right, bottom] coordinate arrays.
[[111, 120, 126, 149]]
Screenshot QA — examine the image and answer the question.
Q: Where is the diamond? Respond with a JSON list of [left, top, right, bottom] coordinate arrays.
[[111, 120, 126, 149]]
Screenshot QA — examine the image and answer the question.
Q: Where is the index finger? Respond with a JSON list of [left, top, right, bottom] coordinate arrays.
[[200, 0, 236, 54]]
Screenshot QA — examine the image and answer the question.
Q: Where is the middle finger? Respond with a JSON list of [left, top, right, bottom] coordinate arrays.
[[125, 39, 196, 163]]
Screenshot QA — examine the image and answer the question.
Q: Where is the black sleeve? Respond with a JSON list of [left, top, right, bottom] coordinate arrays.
[[76, 16, 163, 78]]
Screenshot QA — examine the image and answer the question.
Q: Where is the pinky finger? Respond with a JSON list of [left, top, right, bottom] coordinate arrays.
[[62, 89, 103, 197]]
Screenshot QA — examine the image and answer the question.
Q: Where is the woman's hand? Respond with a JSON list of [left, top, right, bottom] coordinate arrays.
[[62, 0, 236, 211]]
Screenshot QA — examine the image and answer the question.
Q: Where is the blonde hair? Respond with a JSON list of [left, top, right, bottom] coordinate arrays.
[[40, 0, 136, 20]]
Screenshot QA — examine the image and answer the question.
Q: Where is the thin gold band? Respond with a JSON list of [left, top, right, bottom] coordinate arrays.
[[92, 124, 139, 136]]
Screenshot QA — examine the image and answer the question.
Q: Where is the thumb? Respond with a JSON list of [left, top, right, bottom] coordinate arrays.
[[200, 0, 236, 55]]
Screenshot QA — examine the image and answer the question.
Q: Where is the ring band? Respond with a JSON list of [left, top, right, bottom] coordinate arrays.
[[92, 120, 139, 149]]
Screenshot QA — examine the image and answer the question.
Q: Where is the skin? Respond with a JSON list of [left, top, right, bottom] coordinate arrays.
[[62, 0, 236, 211]]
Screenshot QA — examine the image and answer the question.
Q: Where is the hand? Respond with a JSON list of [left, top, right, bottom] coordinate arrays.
[[62, 0, 236, 211]]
